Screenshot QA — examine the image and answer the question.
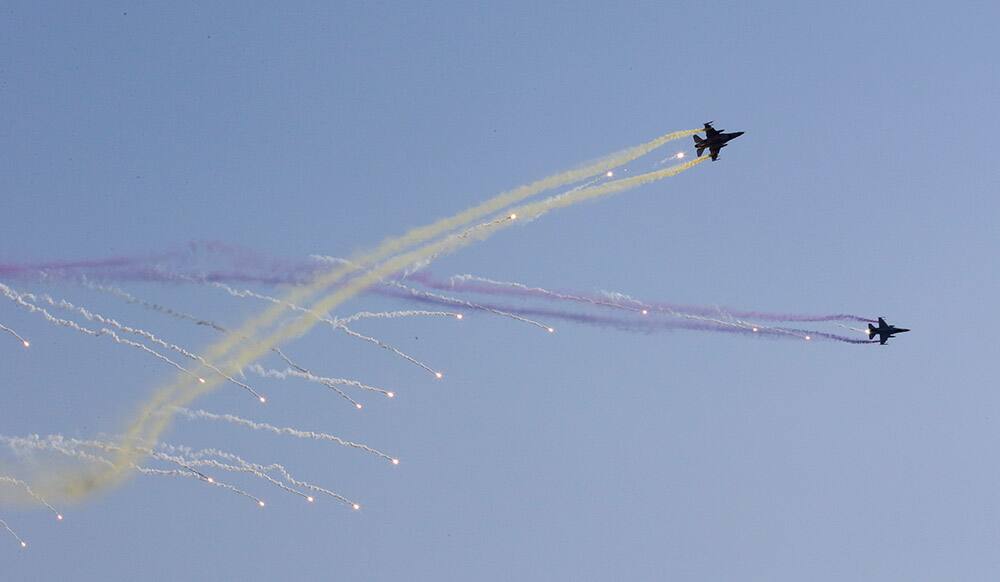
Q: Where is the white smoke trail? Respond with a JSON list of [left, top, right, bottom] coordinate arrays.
[[157, 444, 353, 506], [211, 283, 442, 378], [188, 448, 357, 508], [339, 309, 461, 324], [33, 292, 264, 401], [0, 518, 27, 548], [83, 281, 228, 332], [247, 363, 393, 403], [0, 322, 30, 348], [390, 279, 555, 333], [0, 282, 200, 379], [1, 434, 265, 507], [0, 476, 62, 520], [448, 273, 642, 313], [87, 284, 359, 406], [309, 254, 556, 333], [173, 408, 399, 465], [836, 323, 870, 335]]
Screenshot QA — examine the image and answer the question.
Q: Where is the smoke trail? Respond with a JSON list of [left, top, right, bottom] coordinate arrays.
[[173, 408, 399, 464], [46, 131, 704, 502], [339, 309, 461, 324], [89, 284, 361, 405], [211, 282, 442, 378], [0, 322, 30, 348], [0, 476, 62, 520], [315, 255, 557, 332], [159, 444, 358, 507], [246, 363, 393, 402], [0, 282, 200, 380], [245, 363, 360, 408], [0, 518, 27, 548], [190, 448, 357, 508], [387, 279, 555, 333], [83, 281, 228, 332], [411, 273, 794, 335], [30, 292, 264, 401]]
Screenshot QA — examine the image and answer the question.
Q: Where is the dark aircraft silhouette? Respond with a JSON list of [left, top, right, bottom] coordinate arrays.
[[693, 121, 744, 161], [867, 317, 910, 345]]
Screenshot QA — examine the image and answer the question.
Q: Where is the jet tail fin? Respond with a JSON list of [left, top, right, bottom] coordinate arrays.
[[693, 135, 706, 157]]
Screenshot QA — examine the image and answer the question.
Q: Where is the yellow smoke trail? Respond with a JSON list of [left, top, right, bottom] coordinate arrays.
[[40, 136, 704, 503], [191, 127, 700, 366]]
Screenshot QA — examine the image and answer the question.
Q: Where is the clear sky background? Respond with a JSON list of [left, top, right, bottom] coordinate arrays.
[[2, 1, 998, 580]]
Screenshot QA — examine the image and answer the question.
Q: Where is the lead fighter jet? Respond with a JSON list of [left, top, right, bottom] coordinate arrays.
[[693, 121, 744, 161], [867, 317, 910, 345]]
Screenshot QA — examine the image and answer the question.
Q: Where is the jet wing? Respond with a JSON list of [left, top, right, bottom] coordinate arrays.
[[709, 146, 721, 161], [878, 317, 887, 327], [879, 335, 889, 345], [704, 124, 720, 138]]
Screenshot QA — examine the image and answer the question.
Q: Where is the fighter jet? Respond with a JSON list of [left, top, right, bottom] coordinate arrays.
[[867, 317, 910, 345], [693, 121, 744, 161]]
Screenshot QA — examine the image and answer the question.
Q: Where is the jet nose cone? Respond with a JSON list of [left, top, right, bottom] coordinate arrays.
[[733, 131, 745, 137]]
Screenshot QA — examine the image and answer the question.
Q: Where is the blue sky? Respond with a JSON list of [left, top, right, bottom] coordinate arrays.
[[2, 2, 998, 580]]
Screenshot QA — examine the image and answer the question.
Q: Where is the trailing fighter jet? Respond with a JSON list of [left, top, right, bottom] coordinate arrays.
[[693, 121, 744, 161], [867, 317, 910, 345]]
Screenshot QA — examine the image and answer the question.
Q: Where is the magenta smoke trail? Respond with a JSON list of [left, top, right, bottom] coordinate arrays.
[[383, 288, 872, 344], [0, 245, 874, 337], [407, 272, 875, 324]]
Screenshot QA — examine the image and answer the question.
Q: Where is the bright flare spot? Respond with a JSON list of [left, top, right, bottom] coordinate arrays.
[[352, 503, 361, 511], [56, 514, 64, 521], [198, 378, 206, 384], [391, 458, 400, 465], [386, 391, 395, 398], [355, 403, 363, 410], [641, 309, 649, 315], [455, 313, 464, 320], [804, 336, 812, 341], [20, 541, 27, 548], [258, 501, 266, 508], [22, 340, 30, 348], [307, 496, 315, 503], [206, 477, 215, 484], [508, 213, 517, 220], [435, 372, 444, 379], [259, 396, 267, 404], [547, 327, 555, 333], [752, 327, 759, 332], [606, 171, 614, 178], [676, 152, 686, 159]]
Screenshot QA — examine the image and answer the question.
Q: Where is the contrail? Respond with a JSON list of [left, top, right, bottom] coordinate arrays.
[[0, 282, 201, 381], [173, 408, 400, 465], [0, 322, 30, 348]]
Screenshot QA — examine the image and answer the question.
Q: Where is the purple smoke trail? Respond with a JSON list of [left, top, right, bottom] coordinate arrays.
[[407, 272, 875, 324], [0, 245, 876, 336], [379, 286, 871, 344]]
